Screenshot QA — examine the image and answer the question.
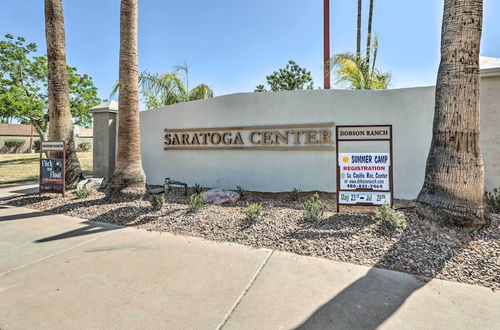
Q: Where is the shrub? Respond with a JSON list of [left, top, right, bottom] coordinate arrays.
[[74, 187, 92, 198], [77, 142, 91, 152], [236, 185, 248, 200], [374, 204, 406, 231], [288, 187, 301, 201], [3, 139, 26, 153], [189, 193, 204, 212], [193, 183, 205, 194], [245, 203, 263, 222], [485, 188, 500, 213], [33, 139, 41, 151], [302, 193, 325, 221], [151, 194, 165, 211]]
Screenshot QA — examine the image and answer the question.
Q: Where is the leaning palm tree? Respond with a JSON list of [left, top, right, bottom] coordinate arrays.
[[416, 0, 490, 227], [108, 0, 146, 197], [331, 37, 390, 90], [44, 0, 82, 188]]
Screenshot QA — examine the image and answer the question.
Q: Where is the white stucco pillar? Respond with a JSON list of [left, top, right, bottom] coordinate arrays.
[[89, 100, 118, 178]]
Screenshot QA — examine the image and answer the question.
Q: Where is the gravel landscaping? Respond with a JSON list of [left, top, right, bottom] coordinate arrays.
[[3, 188, 499, 290]]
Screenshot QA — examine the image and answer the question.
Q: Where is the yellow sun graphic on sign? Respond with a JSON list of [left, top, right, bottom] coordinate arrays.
[[342, 156, 349, 163]]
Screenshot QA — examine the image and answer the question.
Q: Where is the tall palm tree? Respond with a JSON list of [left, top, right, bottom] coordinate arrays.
[[356, 0, 362, 57], [365, 0, 374, 62], [331, 37, 390, 90], [44, 0, 82, 189], [108, 0, 146, 196], [416, 0, 490, 227]]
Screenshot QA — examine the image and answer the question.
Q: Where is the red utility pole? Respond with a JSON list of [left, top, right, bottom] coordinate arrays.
[[323, 0, 331, 89]]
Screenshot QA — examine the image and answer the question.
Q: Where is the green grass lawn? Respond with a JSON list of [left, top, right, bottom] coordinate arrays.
[[0, 152, 92, 186]]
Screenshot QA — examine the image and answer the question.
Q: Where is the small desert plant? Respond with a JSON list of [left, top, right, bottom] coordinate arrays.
[[150, 194, 165, 211], [193, 183, 205, 194], [485, 188, 500, 213], [77, 142, 91, 152], [3, 139, 25, 153], [74, 187, 92, 198], [236, 185, 248, 200], [374, 204, 406, 231], [189, 192, 204, 212], [302, 193, 325, 221], [245, 203, 263, 222], [288, 187, 301, 201]]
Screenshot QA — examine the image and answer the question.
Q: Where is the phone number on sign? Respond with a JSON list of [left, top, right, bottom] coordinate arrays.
[[345, 183, 385, 189]]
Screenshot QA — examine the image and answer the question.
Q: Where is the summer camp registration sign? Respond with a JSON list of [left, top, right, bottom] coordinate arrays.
[[338, 153, 391, 205], [335, 125, 394, 210]]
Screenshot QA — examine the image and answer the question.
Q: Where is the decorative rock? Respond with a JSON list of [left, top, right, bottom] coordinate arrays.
[[76, 179, 87, 190], [76, 178, 106, 191], [203, 188, 240, 205]]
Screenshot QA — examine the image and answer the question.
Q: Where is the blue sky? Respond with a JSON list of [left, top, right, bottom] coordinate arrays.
[[1, 0, 499, 101]]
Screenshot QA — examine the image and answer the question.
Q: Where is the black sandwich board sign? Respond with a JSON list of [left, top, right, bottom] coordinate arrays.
[[335, 125, 394, 212], [39, 141, 66, 197]]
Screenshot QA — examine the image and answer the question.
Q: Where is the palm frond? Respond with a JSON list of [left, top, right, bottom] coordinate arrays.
[[332, 53, 367, 89], [109, 81, 120, 98], [330, 37, 390, 90], [139, 71, 189, 105], [189, 84, 214, 101], [113, 66, 213, 108]]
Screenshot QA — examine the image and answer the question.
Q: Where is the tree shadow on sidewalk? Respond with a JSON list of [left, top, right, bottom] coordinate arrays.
[[33, 204, 159, 243], [0, 210, 49, 222], [34, 220, 122, 243], [295, 214, 475, 330], [296, 267, 424, 329]]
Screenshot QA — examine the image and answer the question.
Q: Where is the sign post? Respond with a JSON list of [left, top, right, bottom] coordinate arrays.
[[39, 141, 66, 197], [335, 125, 393, 212]]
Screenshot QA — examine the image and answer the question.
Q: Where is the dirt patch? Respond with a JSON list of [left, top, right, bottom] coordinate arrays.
[[3, 188, 499, 290]]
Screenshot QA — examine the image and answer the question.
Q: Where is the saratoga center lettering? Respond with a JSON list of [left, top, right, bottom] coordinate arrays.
[[164, 123, 335, 150]]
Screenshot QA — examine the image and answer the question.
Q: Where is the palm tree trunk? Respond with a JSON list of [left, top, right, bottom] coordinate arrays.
[[356, 0, 362, 58], [44, 0, 82, 189], [416, 0, 490, 227], [108, 0, 146, 197], [365, 0, 374, 63]]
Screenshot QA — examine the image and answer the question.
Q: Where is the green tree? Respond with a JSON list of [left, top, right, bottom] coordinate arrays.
[[111, 63, 214, 110], [331, 37, 390, 90], [0, 34, 100, 140], [254, 60, 314, 92]]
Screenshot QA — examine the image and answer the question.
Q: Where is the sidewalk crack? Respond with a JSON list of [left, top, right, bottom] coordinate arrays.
[[216, 249, 274, 330]]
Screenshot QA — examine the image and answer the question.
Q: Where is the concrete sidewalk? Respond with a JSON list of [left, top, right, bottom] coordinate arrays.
[[0, 183, 38, 200], [0, 198, 499, 329]]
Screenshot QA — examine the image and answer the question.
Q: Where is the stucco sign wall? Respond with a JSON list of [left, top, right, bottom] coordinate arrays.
[[140, 84, 500, 200]]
